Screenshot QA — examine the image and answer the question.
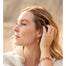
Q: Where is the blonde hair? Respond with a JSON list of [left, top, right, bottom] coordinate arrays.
[[19, 6, 63, 60]]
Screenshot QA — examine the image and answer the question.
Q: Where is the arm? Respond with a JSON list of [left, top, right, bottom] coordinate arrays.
[[40, 25, 55, 66], [40, 48, 53, 66]]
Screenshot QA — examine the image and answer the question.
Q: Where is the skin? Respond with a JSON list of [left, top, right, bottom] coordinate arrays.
[[14, 11, 54, 66]]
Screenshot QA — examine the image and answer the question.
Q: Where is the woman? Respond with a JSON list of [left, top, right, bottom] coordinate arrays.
[[3, 6, 63, 66]]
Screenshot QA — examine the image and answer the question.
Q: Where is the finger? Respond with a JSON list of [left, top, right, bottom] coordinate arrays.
[[50, 26, 55, 41], [42, 26, 46, 35], [46, 25, 52, 34], [51, 25, 55, 36]]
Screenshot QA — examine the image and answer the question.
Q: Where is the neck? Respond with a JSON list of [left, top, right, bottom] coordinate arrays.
[[23, 42, 40, 66]]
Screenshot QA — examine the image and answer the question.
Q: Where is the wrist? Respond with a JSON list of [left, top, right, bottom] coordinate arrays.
[[40, 56, 53, 62], [40, 46, 49, 51], [40, 48, 49, 53], [40, 48, 50, 58]]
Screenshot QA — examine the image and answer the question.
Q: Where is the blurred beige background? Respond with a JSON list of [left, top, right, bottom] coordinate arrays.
[[3, 0, 63, 53]]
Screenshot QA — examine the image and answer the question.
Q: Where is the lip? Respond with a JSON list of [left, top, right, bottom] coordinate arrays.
[[14, 35, 20, 39]]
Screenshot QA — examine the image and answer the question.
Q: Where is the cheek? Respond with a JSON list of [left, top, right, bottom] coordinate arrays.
[[20, 27, 37, 44], [22, 28, 37, 39]]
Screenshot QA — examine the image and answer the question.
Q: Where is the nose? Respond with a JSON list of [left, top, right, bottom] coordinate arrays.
[[13, 25, 19, 32]]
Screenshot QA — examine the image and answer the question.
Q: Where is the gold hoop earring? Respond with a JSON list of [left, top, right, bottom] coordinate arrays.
[[37, 39, 39, 43]]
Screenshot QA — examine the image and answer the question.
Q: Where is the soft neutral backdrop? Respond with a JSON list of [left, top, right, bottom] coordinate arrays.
[[3, 0, 63, 53]]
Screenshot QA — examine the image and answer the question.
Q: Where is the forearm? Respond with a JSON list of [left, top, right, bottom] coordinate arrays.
[[40, 48, 53, 66]]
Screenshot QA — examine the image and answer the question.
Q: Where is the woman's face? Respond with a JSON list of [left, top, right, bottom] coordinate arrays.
[[14, 11, 40, 46]]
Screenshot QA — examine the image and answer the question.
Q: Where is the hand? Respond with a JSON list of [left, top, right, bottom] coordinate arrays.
[[40, 25, 55, 51]]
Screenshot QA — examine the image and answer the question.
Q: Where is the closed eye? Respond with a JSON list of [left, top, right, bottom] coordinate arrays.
[[16, 22, 27, 25], [21, 23, 27, 25]]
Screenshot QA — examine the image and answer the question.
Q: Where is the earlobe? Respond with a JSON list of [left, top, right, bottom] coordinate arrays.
[[36, 28, 43, 38], [37, 31, 42, 38]]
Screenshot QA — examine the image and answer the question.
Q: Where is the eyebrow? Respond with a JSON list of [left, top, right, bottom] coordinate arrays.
[[17, 19, 30, 23]]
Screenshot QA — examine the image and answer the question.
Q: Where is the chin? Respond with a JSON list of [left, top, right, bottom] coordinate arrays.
[[14, 40, 21, 46], [14, 40, 32, 46], [15, 42, 23, 46], [14, 41, 25, 46], [15, 44, 22, 46]]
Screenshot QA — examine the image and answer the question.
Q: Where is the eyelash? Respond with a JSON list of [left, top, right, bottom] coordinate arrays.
[[16, 22, 26, 25], [21, 23, 26, 25]]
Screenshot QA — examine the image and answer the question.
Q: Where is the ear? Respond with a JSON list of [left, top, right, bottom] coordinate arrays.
[[36, 28, 43, 38]]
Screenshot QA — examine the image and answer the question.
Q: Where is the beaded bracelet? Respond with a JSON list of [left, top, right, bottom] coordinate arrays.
[[40, 56, 53, 62]]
